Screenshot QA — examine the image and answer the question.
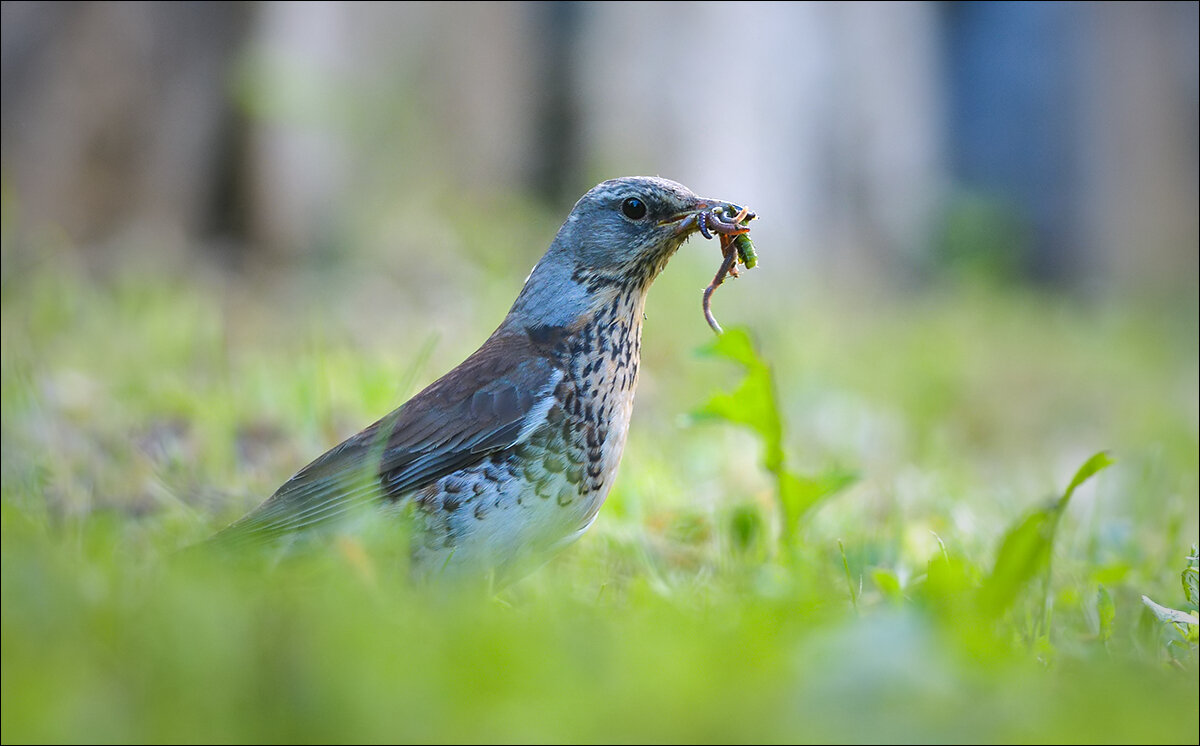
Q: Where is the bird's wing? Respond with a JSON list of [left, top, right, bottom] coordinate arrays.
[[213, 332, 563, 544]]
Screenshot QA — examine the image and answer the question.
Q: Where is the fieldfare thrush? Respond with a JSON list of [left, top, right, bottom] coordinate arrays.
[[216, 176, 749, 582]]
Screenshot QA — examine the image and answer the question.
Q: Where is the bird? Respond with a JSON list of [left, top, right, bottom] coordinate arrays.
[[215, 176, 746, 583]]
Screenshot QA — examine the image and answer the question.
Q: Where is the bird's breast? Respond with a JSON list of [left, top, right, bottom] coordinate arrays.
[[408, 288, 650, 579], [543, 287, 646, 523]]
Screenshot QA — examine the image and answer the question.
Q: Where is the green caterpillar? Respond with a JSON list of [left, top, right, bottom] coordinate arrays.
[[720, 206, 757, 269], [734, 233, 757, 269]]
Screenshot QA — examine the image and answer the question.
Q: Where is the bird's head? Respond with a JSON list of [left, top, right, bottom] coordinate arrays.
[[505, 176, 744, 330]]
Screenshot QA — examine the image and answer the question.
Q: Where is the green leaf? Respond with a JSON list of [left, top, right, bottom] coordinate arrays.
[[696, 326, 765, 370], [979, 501, 1059, 615], [1141, 595, 1199, 626], [727, 503, 764, 555], [693, 367, 779, 449], [917, 552, 982, 624], [779, 468, 857, 529], [693, 327, 854, 548], [979, 451, 1114, 616], [1061, 451, 1115, 506], [872, 567, 903, 604]]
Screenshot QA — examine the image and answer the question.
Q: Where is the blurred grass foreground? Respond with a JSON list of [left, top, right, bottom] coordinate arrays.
[[2, 249, 1197, 743]]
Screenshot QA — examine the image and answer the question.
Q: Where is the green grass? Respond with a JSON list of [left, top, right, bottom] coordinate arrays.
[[2, 239, 1197, 743]]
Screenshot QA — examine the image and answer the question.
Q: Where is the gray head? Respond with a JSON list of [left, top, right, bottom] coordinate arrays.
[[504, 176, 738, 330]]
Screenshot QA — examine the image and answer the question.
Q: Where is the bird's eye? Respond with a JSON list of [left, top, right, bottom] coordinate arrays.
[[621, 197, 647, 220]]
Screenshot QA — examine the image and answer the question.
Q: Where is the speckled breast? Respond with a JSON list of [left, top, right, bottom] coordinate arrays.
[[408, 291, 645, 579]]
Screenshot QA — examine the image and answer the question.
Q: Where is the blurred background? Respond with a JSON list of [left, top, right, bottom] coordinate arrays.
[[2, 0, 1196, 292]]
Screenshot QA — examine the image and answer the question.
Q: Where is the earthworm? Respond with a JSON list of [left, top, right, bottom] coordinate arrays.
[[704, 208, 749, 235], [702, 234, 741, 334], [699, 205, 757, 335]]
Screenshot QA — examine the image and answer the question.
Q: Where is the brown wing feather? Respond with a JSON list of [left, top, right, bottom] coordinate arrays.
[[214, 332, 562, 543]]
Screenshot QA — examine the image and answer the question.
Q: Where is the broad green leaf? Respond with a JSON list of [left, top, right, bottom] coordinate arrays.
[[980, 501, 1058, 614], [1141, 595, 1199, 626], [980, 451, 1115, 616], [694, 326, 852, 546], [693, 327, 778, 448], [693, 368, 779, 448], [696, 326, 765, 370]]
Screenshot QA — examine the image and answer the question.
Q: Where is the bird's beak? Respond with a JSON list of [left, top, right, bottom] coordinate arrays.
[[659, 198, 752, 237]]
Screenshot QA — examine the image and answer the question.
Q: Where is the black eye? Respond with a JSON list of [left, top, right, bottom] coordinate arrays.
[[621, 197, 647, 220]]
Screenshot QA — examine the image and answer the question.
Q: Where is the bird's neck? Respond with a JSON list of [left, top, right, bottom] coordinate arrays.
[[501, 256, 651, 338]]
